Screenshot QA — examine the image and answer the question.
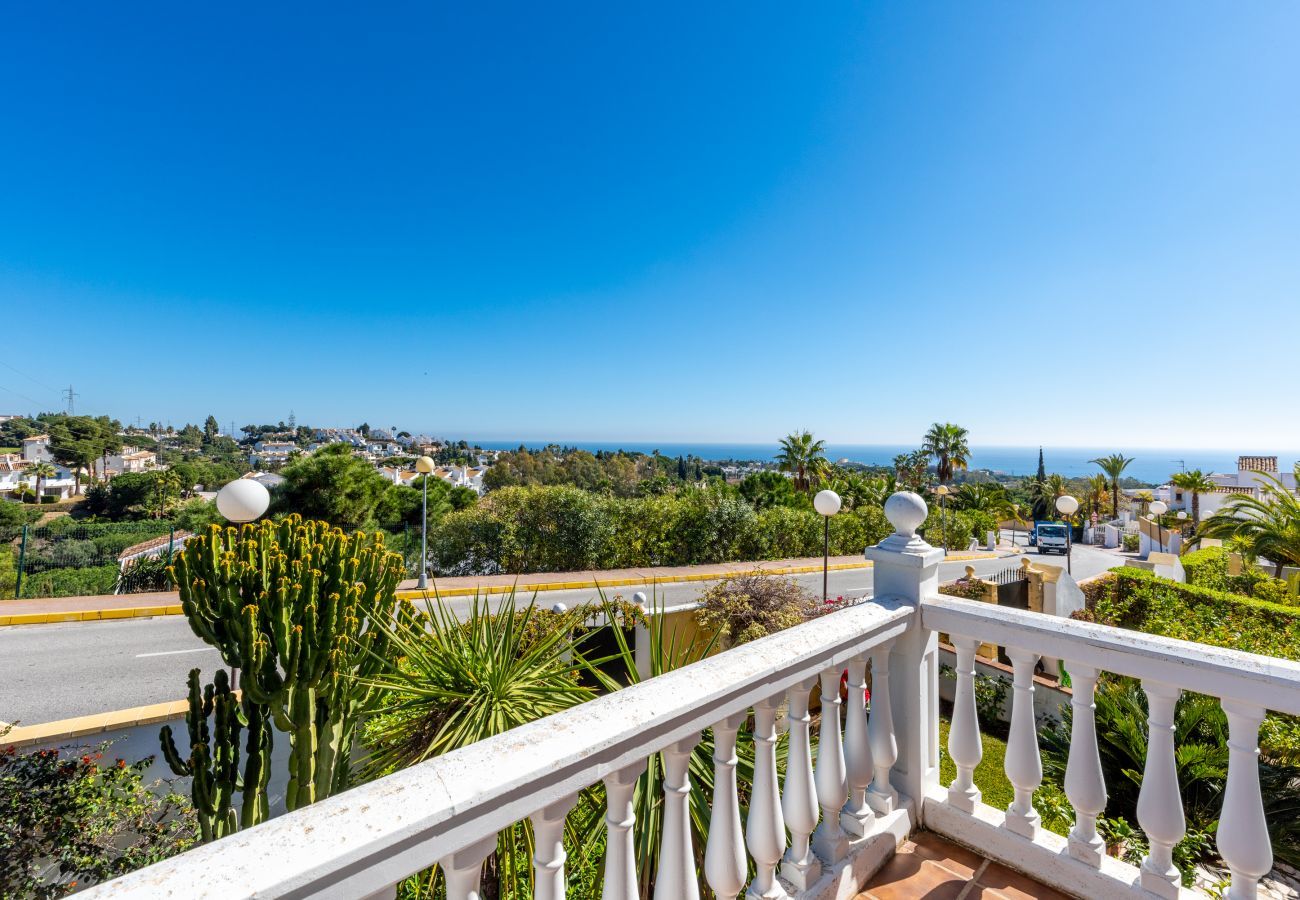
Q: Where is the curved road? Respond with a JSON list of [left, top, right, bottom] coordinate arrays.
[[0, 541, 1121, 726]]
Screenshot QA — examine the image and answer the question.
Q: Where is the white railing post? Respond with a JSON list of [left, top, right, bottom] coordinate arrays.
[[1218, 699, 1271, 900], [746, 694, 788, 899], [812, 666, 849, 864], [841, 654, 875, 835], [439, 836, 496, 900], [656, 734, 701, 900], [867, 642, 899, 815], [1063, 663, 1106, 867], [1003, 646, 1043, 839], [1137, 680, 1185, 899], [781, 677, 822, 891], [603, 763, 643, 900], [864, 492, 943, 817], [531, 795, 577, 900], [947, 635, 983, 813], [705, 712, 748, 900]]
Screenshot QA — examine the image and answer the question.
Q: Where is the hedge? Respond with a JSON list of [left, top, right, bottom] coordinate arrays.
[[18, 564, 120, 599], [1181, 547, 1296, 607], [1082, 566, 1300, 662]]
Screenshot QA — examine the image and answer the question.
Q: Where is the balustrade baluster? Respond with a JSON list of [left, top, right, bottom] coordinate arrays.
[[1218, 699, 1271, 900], [813, 667, 849, 863], [747, 694, 788, 898], [603, 763, 643, 900], [531, 795, 577, 900], [656, 734, 701, 900], [1137, 680, 1185, 899], [1003, 646, 1042, 838], [841, 655, 875, 835], [781, 677, 822, 890], [866, 642, 898, 815], [705, 712, 748, 900], [439, 836, 496, 900], [1063, 662, 1106, 866], [947, 636, 982, 813]]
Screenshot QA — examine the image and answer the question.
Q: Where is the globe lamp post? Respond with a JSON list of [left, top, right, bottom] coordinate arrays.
[[1150, 500, 1168, 554], [934, 484, 951, 555], [814, 489, 842, 603], [1055, 494, 1079, 574], [415, 456, 436, 590], [213, 478, 270, 690]]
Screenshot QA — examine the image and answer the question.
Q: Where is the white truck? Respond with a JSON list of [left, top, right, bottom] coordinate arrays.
[[1034, 521, 1070, 555]]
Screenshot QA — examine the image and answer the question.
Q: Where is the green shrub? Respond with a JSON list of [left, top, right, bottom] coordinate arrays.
[[19, 565, 119, 598], [694, 573, 818, 646], [1122, 533, 1139, 553], [1183, 546, 1298, 605], [922, 508, 984, 550]]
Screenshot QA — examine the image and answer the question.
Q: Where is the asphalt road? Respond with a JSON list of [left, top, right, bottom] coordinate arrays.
[[0, 541, 1121, 726]]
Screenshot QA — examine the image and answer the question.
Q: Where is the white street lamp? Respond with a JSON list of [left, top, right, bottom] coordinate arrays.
[[1056, 494, 1079, 574], [415, 456, 436, 590], [933, 484, 951, 556], [814, 489, 842, 603], [1150, 500, 1169, 554], [216, 478, 270, 524]]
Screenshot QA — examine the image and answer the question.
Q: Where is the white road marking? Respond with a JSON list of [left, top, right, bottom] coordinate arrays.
[[135, 647, 217, 658]]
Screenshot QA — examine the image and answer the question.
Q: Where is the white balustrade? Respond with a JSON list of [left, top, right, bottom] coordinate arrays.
[[780, 677, 822, 890], [946, 636, 982, 813], [531, 795, 576, 900], [440, 837, 495, 900], [1002, 646, 1042, 838], [1218, 700, 1272, 900], [1062, 662, 1106, 867], [656, 734, 701, 900], [840, 655, 874, 835], [603, 764, 642, 900], [866, 642, 898, 815], [812, 666, 849, 863], [1137, 680, 1185, 899], [704, 713, 747, 900], [746, 695, 788, 899]]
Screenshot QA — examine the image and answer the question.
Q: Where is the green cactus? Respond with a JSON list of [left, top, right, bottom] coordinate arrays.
[[163, 515, 406, 836], [160, 668, 249, 842]]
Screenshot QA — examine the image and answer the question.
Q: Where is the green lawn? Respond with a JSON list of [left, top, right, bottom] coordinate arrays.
[[937, 716, 1014, 810]]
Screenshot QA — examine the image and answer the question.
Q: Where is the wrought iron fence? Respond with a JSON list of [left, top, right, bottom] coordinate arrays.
[[3, 522, 176, 599]]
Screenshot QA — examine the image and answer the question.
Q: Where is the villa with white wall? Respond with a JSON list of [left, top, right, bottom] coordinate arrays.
[[1166, 455, 1297, 519]]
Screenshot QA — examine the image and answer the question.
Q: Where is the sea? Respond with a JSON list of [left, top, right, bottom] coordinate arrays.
[[471, 442, 1298, 486]]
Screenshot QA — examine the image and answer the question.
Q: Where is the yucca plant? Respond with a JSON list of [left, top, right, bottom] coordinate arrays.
[[359, 590, 606, 899]]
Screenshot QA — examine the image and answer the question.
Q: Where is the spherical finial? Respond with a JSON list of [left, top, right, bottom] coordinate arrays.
[[884, 491, 928, 537], [632, 590, 648, 614], [216, 478, 270, 523], [416, 455, 436, 474], [550, 602, 568, 614], [813, 489, 842, 517]]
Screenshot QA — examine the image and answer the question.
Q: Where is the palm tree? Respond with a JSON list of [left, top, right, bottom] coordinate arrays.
[[1170, 469, 1217, 527], [1084, 474, 1110, 519], [776, 430, 827, 492], [1089, 453, 1134, 519], [1133, 490, 1154, 517], [1031, 473, 1068, 521], [29, 462, 56, 503], [954, 482, 1010, 518], [921, 423, 970, 485], [1201, 468, 1300, 577]]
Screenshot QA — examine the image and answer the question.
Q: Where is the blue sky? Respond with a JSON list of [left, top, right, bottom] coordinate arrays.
[[2, 3, 1297, 447]]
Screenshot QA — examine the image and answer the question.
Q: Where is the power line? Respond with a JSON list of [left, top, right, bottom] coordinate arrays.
[[0, 358, 60, 395], [0, 382, 45, 408]]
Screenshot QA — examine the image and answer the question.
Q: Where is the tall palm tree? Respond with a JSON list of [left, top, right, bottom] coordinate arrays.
[[1089, 453, 1134, 519], [1084, 474, 1110, 519], [776, 430, 827, 492], [1170, 469, 1217, 527], [921, 423, 970, 485], [1201, 468, 1300, 577], [29, 461, 56, 503], [1133, 490, 1154, 517]]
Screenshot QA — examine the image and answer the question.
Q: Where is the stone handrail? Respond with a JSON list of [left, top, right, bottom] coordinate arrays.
[[82, 598, 914, 899]]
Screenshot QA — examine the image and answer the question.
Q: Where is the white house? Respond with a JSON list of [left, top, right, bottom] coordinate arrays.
[[20, 434, 52, 463], [250, 441, 300, 466], [1166, 455, 1297, 519], [105, 448, 159, 476], [0, 454, 78, 500]]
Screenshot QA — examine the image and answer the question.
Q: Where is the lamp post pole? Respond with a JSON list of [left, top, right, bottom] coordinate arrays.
[[1056, 495, 1079, 575], [416, 456, 436, 590], [813, 490, 842, 604], [934, 484, 950, 556], [215, 478, 271, 691], [1150, 500, 1168, 555]]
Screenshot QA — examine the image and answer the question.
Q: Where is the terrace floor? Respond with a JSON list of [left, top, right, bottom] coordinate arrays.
[[855, 831, 1070, 900]]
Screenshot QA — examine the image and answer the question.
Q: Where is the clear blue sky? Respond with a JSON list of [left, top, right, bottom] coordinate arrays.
[[2, 3, 1297, 447]]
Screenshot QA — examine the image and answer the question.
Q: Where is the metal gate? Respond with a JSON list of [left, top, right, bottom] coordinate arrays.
[[989, 564, 1029, 610]]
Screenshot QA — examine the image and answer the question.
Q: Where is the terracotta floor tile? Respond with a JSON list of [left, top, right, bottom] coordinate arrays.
[[906, 830, 985, 879], [976, 862, 1071, 900], [861, 855, 969, 900]]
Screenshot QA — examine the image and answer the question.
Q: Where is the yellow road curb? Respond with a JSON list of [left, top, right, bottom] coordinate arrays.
[[0, 552, 1006, 624], [2, 698, 191, 749], [0, 604, 183, 627]]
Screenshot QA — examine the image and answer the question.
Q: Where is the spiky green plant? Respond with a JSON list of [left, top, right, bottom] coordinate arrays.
[[162, 515, 406, 837]]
